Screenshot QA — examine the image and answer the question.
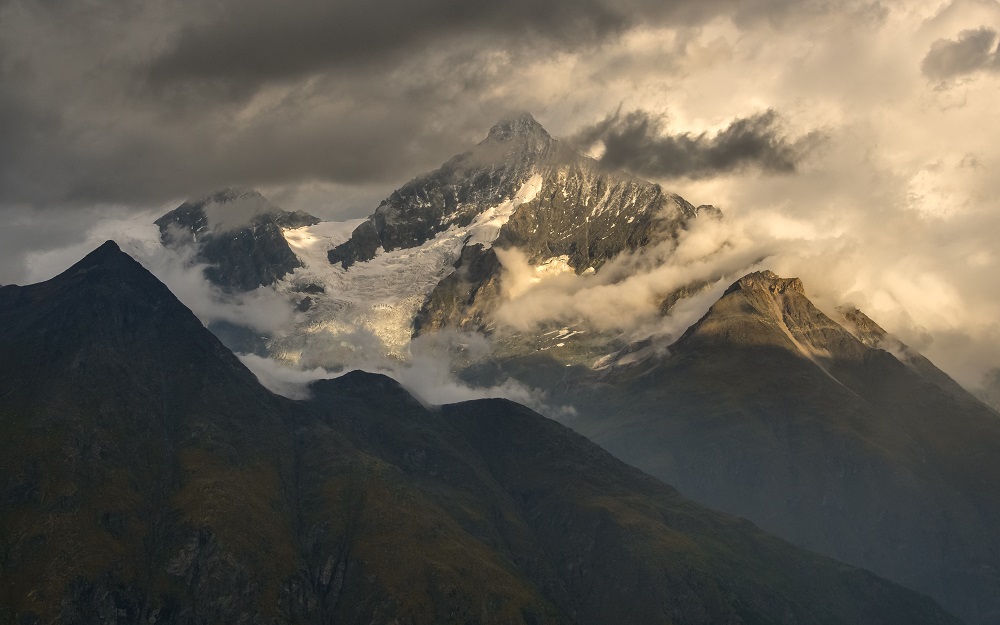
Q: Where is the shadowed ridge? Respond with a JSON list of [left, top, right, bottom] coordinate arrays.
[[838, 305, 974, 400], [13, 237, 193, 321], [1, 238, 188, 315], [438, 398, 962, 625], [0, 240, 150, 307], [70, 238, 125, 265], [49, 239, 150, 285], [0, 240, 299, 623], [312, 369, 408, 395]]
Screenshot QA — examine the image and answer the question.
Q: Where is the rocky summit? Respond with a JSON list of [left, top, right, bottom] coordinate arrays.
[[355, 112, 701, 336], [156, 187, 320, 292]]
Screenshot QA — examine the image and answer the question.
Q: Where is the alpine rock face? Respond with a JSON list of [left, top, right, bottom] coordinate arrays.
[[156, 187, 320, 293]]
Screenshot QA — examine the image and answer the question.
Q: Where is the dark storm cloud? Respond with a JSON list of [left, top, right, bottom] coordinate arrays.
[[0, 0, 863, 211], [0, 38, 517, 207], [145, 0, 627, 92], [571, 109, 821, 179], [921, 27, 1000, 81], [0, 88, 57, 186], [143, 0, 843, 95]]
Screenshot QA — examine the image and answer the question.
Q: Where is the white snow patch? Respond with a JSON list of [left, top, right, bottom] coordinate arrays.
[[466, 174, 542, 249], [272, 176, 543, 364], [284, 218, 365, 254]]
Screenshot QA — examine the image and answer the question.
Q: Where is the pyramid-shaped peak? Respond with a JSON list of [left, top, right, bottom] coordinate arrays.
[[29, 239, 172, 301], [69, 240, 133, 272], [58, 239, 159, 280], [486, 111, 550, 142], [87, 239, 123, 257], [726, 270, 805, 296]]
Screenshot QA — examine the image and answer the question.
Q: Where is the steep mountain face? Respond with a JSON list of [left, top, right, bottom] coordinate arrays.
[[328, 113, 560, 268], [328, 112, 698, 272], [511, 270, 1000, 625], [0, 243, 963, 625], [412, 241, 505, 335], [317, 112, 700, 344], [156, 187, 319, 292], [0, 241, 297, 623]]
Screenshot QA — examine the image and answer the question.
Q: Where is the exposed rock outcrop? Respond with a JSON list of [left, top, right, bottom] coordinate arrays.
[[156, 188, 319, 292]]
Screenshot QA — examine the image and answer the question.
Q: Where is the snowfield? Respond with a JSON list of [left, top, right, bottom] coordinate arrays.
[[273, 175, 543, 366]]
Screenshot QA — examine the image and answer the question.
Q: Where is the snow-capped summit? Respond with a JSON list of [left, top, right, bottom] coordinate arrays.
[[328, 111, 700, 283], [327, 114, 563, 269]]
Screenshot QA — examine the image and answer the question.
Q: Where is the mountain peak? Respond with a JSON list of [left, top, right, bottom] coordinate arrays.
[[155, 187, 318, 292], [485, 111, 550, 143], [726, 270, 805, 296], [81, 239, 123, 262], [61, 239, 141, 278], [45, 240, 189, 311]]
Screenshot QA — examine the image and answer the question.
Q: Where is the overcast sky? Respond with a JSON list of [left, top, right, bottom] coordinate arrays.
[[2, 0, 999, 386]]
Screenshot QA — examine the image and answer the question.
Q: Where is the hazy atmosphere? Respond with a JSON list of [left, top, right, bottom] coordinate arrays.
[[2, 0, 999, 387]]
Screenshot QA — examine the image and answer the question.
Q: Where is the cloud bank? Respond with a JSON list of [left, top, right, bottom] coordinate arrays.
[[922, 26, 1000, 80], [238, 332, 575, 418], [571, 109, 822, 179]]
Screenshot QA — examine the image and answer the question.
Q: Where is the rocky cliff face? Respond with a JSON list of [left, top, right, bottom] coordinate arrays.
[[329, 113, 560, 268], [333, 112, 703, 338], [411, 243, 504, 335], [0, 243, 963, 625], [156, 187, 319, 292]]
